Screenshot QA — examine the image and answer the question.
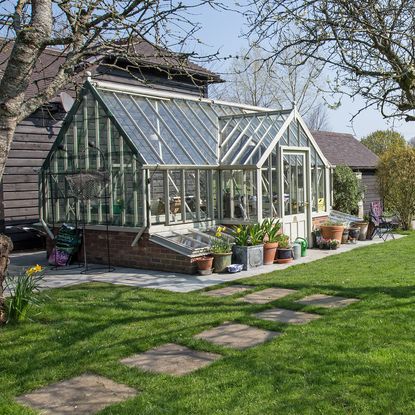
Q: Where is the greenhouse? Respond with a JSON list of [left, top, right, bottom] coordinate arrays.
[[40, 79, 332, 271]]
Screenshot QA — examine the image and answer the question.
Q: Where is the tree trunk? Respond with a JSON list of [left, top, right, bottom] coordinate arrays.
[[0, 234, 13, 325], [0, 115, 18, 180]]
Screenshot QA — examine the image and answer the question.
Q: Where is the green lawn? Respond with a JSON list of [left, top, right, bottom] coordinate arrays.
[[2, 235, 415, 414]]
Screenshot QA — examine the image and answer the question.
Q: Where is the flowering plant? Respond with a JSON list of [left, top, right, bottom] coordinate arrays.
[[318, 238, 340, 250], [233, 224, 250, 246], [5, 264, 45, 324], [210, 226, 232, 254]]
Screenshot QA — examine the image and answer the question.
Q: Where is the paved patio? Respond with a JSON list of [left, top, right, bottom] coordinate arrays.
[[9, 235, 403, 293]]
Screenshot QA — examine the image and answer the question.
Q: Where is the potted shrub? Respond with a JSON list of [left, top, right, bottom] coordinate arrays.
[[261, 218, 281, 265], [276, 234, 293, 264], [210, 226, 232, 273], [232, 223, 264, 271], [195, 256, 213, 275], [320, 220, 344, 243]]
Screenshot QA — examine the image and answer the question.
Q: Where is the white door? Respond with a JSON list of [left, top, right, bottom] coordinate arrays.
[[281, 150, 311, 243]]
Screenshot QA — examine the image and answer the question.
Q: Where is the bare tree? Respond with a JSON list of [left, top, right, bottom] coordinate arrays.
[[305, 103, 330, 131], [244, 1, 415, 124], [212, 47, 324, 115]]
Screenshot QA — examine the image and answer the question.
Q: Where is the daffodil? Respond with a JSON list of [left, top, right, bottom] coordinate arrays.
[[26, 264, 43, 277]]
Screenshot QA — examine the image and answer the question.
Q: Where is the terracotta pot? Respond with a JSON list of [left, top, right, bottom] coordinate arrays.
[[195, 256, 213, 271], [320, 225, 344, 243], [212, 252, 232, 273], [263, 242, 278, 265]]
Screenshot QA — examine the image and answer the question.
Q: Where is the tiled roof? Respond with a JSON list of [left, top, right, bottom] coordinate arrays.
[[0, 37, 222, 99], [311, 130, 379, 169]]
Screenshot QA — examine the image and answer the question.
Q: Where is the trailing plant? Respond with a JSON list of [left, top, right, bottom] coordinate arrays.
[[210, 226, 232, 254], [277, 234, 291, 249], [5, 265, 45, 324], [261, 218, 281, 243], [377, 146, 415, 230], [332, 165, 363, 215]]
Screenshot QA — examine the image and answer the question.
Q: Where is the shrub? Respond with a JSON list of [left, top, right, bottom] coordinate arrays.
[[332, 165, 363, 214], [377, 146, 415, 230], [361, 130, 407, 157]]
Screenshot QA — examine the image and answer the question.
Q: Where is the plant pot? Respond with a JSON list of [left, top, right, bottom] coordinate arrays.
[[195, 256, 214, 271], [353, 222, 369, 241], [263, 242, 278, 265], [348, 227, 360, 243], [276, 247, 293, 263], [341, 229, 349, 244], [232, 244, 264, 271], [198, 268, 213, 276], [212, 252, 232, 273], [367, 222, 375, 240], [320, 225, 344, 243]]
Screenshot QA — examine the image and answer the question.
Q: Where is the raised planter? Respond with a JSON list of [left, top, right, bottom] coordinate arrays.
[[232, 244, 264, 271], [263, 242, 278, 265], [320, 225, 344, 243], [212, 253, 232, 273]]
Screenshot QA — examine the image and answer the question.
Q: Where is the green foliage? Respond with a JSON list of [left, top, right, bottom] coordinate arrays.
[[233, 224, 264, 246], [277, 234, 290, 248], [361, 130, 407, 157], [332, 165, 363, 214], [377, 146, 415, 230], [5, 265, 45, 324], [261, 218, 281, 243], [322, 220, 344, 227], [210, 226, 232, 254]]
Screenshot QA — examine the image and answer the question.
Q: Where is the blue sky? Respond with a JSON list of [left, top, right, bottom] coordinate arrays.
[[189, 5, 414, 141]]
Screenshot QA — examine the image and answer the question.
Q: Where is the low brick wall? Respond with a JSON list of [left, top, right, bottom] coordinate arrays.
[[47, 229, 198, 274]]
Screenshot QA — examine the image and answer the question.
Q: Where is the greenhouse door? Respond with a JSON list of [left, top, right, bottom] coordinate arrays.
[[281, 150, 311, 243]]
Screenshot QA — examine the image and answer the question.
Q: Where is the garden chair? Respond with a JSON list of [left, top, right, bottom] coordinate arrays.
[[368, 201, 398, 241]]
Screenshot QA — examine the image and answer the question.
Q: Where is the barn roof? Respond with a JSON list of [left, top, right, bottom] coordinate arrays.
[[312, 130, 379, 169]]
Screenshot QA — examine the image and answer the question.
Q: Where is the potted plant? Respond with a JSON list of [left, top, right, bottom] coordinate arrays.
[[195, 255, 214, 275], [319, 238, 340, 250], [320, 220, 344, 243], [232, 223, 264, 271], [276, 234, 293, 264], [261, 218, 281, 265], [348, 226, 360, 243], [210, 226, 232, 273], [341, 228, 349, 244]]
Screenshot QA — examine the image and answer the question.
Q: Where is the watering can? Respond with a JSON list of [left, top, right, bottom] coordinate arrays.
[[294, 237, 308, 257]]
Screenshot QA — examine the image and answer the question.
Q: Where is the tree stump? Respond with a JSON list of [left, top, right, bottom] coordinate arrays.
[[0, 234, 13, 324]]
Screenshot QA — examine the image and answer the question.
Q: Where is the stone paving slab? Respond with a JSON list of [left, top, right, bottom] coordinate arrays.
[[120, 343, 221, 376], [201, 285, 252, 297], [296, 294, 360, 308], [194, 322, 281, 349], [254, 308, 322, 324], [240, 288, 297, 304], [16, 374, 137, 415]]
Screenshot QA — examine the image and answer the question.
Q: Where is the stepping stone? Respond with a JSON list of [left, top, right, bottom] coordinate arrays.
[[16, 374, 136, 415], [202, 285, 251, 297], [194, 322, 281, 349], [296, 294, 360, 308], [120, 343, 221, 376], [240, 288, 297, 304], [254, 308, 321, 324]]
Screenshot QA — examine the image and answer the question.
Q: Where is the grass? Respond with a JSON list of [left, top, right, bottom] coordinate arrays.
[[2, 235, 415, 414]]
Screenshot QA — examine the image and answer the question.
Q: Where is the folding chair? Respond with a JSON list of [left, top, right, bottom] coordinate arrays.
[[369, 201, 398, 241]]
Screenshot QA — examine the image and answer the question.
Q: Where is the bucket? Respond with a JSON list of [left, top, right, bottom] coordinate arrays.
[[293, 243, 301, 260], [294, 237, 308, 257]]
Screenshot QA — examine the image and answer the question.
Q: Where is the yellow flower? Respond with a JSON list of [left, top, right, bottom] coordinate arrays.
[[215, 231, 222, 238], [26, 264, 43, 276], [236, 227, 241, 234]]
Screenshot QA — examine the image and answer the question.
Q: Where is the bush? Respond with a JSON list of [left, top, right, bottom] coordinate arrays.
[[332, 165, 363, 214], [361, 130, 407, 157], [377, 147, 415, 230]]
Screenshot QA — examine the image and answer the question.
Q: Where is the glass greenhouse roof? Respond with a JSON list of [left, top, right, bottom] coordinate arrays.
[[91, 80, 295, 167]]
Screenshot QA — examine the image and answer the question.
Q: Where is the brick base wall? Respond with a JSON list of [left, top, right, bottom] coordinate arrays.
[[47, 229, 198, 274]]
